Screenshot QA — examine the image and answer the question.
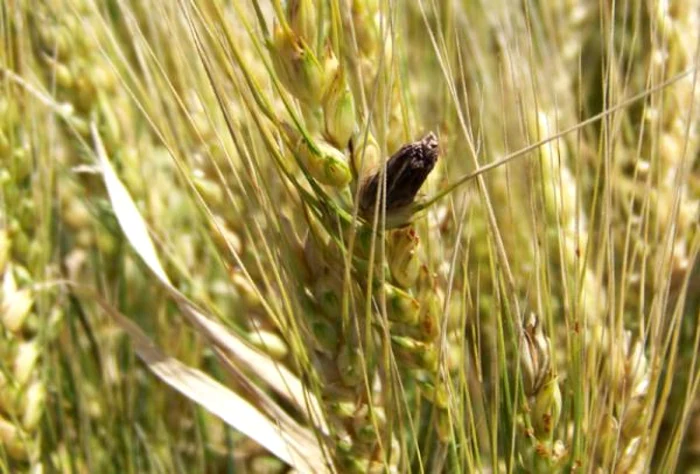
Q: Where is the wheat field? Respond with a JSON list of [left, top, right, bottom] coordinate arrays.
[[0, 0, 699, 473]]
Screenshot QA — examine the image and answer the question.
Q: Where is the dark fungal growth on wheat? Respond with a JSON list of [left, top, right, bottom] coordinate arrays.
[[359, 132, 439, 217]]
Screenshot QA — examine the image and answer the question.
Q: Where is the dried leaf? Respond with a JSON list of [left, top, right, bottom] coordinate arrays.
[[94, 296, 330, 473], [92, 125, 331, 470]]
